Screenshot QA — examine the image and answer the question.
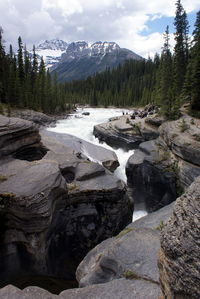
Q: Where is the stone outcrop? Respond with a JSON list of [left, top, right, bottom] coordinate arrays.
[[7, 108, 56, 126], [0, 115, 132, 292], [159, 117, 200, 167], [158, 176, 200, 299], [93, 114, 160, 150], [0, 280, 161, 299], [126, 116, 200, 212], [126, 140, 177, 212], [66, 202, 174, 299], [0, 115, 47, 160], [42, 130, 119, 172]]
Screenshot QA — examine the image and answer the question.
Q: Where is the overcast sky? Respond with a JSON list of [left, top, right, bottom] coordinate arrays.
[[0, 0, 200, 57]]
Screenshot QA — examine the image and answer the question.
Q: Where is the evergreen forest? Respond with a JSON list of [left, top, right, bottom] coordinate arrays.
[[0, 0, 200, 119]]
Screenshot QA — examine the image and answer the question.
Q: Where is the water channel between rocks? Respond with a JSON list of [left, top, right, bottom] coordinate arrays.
[[48, 107, 147, 221]]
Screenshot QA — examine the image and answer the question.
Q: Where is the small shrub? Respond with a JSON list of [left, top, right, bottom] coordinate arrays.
[[155, 220, 165, 231], [123, 270, 140, 280], [179, 119, 189, 132], [0, 175, 7, 182], [131, 122, 141, 135], [126, 118, 130, 124]]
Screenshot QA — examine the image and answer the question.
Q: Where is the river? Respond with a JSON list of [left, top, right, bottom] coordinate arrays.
[[48, 107, 147, 221]]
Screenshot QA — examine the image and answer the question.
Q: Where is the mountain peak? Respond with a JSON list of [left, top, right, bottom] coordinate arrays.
[[36, 39, 68, 51], [33, 39, 143, 79]]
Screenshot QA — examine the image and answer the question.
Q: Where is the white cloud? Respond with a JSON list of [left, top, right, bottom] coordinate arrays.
[[0, 0, 199, 56]]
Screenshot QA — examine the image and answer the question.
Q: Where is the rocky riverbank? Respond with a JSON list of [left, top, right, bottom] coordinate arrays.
[[126, 115, 200, 211], [93, 105, 164, 150]]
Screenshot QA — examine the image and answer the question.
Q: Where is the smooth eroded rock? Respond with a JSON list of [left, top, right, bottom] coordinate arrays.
[[158, 176, 200, 299]]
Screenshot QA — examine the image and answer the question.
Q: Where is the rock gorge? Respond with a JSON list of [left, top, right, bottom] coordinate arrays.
[[0, 114, 132, 292], [0, 109, 199, 298]]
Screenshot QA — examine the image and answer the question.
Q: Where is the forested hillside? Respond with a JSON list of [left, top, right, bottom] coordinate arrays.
[[0, 34, 68, 114]]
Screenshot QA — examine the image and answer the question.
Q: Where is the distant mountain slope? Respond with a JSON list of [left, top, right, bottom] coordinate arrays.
[[53, 41, 143, 82], [33, 39, 143, 82]]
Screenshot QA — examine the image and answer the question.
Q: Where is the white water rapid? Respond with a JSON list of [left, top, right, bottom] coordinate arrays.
[[48, 107, 147, 221]]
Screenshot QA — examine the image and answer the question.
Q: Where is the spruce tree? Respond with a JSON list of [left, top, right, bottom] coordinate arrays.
[[173, 0, 189, 98], [17, 36, 25, 83], [159, 26, 173, 118]]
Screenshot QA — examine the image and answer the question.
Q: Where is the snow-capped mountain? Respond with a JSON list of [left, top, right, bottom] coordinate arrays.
[[34, 39, 68, 69], [33, 39, 143, 81]]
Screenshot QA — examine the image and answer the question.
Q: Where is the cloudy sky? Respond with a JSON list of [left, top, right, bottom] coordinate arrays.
[[0, 0, 200, 57]]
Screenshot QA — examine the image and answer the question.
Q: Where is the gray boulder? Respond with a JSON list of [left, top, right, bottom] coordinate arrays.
[[0, 281, 161, 299], [41, 130, 119, 172], [76, 227, 160, 287]]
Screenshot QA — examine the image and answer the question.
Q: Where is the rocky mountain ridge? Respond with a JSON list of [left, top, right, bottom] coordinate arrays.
[[33, 39, 142, 81]]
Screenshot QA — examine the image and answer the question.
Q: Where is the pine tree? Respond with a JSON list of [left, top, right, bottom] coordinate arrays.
[[17, 36, 25, 83], [159, 26, 173, 118], [173, 0, 189, 98]]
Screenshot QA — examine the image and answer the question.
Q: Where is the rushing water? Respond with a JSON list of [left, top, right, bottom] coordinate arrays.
[[48, 107, 147, 221]]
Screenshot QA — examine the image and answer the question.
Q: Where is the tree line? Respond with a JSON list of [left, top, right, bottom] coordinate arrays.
[[63, 0, 200, 119], [0, 33, 69, 114]]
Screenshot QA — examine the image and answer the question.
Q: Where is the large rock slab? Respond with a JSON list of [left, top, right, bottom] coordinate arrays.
[[60, 279, 161, 299], [42, 130, 119, 172], [158, 176, 200, 299], [71, 203, 176, 298], [0, 280, 161, 299], [76, 227, 160, 287], [93, 115, 160, 150]]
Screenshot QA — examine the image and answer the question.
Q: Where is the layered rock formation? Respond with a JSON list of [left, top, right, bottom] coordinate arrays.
[[126, 116, 200, 211], [0, 115, 132, 291], [158, 176, 200, 299], [0, 115, 45, 159], [93, 113, 160, 150], [42, 130, 119, 172]]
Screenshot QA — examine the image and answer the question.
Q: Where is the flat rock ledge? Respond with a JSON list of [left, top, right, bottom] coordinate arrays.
[[93, 114, 161, 150]]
